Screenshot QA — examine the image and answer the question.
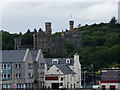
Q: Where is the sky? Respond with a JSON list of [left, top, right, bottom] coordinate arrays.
[[0, 0, 120, 34]]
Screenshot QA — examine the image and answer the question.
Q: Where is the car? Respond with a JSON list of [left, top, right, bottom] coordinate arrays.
[[93, 85, 100, 90], [58, 86, 66, 90]]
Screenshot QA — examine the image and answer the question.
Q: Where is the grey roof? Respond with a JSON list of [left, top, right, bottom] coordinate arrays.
[[30, 50, 39, 61], [1, 50, 39, 62], [45, 58, 74, 66], [1, 50, 26, 62], [56, 64, 76, 74], [101, 70, 120, 81]]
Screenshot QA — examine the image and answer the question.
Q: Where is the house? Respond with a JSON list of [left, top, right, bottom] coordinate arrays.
[[100, 68, 120, 90], [0, 49, 45, 89], [44, 53, 81, 89]]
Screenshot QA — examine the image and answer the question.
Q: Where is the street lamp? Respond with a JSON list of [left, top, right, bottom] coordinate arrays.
[[83, 71, 87, 88]]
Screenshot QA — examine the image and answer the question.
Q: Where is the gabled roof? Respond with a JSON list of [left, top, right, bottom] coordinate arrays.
[[45, 58, 74, 66], [1, 50, 39, 62], [56, 64, 76, 74], [1, 50, 26, 62]]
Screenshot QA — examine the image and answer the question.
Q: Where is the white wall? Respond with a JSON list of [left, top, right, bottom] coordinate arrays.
[[73, 53, 81, 88]]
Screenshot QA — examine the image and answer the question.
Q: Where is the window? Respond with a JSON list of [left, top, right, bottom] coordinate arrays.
[[66, 59, 71, 64], [52, 59, 59, 64], [7, 64, 11, 70], [2, 64, 7, 70], [40, 63, 44, 67], [17, 84, 24, 88], [40, 72, 44, 75], [28, 63, 33, 69], [4, 65, 6, 69], [2, 74, 6, 79], [61, 77, 63, 81], [47, 68, 50, 70], [16, 64, 21, 69], [2, 64, 11, 70], [7, 74, 11, 79], [110, 85, 115, 90], [2, 84, 10, 88], [2, 64, 3, 69], [102, 85, 106, 90], [28, 73, 33, 79], [16, 73, 21, 79]]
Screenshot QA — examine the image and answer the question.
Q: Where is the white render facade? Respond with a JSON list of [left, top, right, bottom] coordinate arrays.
[[45, 53, 81, 89]]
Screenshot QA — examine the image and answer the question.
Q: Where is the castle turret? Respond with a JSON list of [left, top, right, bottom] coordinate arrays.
[[69, 20, 74, 31], [45, 22, 52, 35]]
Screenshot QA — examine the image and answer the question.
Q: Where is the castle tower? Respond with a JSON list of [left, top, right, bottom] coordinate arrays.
[[69, 20, 74, 31], [118, 1, 120, 23], [14, 37, 21, 50], [45, 22, 52, 35]]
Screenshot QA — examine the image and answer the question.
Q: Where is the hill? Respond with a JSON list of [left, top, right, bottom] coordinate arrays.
[[1, 17, 120, 70]]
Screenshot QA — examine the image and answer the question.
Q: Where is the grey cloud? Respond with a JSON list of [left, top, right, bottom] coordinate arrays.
[[2, 2, 118, 33]]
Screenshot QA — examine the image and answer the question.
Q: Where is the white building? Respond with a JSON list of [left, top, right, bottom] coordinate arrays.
[[44, 53, 81, 89]]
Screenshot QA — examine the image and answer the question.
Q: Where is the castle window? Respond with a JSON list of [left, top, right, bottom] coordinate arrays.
[[52, 59, 59, 64], [66, 59, 71, 64]]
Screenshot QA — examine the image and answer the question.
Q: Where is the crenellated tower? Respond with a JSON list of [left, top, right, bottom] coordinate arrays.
[[45, 22, 52, 35], [69, 20, 74, 31]]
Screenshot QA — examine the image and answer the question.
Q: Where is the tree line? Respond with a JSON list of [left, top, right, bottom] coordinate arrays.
[[1, 17, 120, 70]]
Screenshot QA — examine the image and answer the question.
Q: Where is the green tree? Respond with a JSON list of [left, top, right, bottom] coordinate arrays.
[[109, 16, 117, 27], [64, 42, 74, 54]]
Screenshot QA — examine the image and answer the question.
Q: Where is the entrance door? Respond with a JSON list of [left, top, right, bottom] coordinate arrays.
[[102, 85, 106, 90], [52, 83, 59, 89], [110, 85, 116, 90]]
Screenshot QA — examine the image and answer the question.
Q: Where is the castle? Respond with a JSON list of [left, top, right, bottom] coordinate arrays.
[[15, 20, 83, 54]]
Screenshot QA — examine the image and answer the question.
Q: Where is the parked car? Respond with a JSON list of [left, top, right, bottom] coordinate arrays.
[[93, 85, 100, 90], [58, 86, 66, 90]]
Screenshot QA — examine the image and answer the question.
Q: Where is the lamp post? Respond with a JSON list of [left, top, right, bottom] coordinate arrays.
[[83, 71, 87, 88], [82, 64, 94, 88]]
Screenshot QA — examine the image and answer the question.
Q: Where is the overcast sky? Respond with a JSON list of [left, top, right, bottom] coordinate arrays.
[[0, 0, 119, 34]]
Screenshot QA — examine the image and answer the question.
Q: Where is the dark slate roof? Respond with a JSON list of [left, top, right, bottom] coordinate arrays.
[[1, 50, 26, 62], [30, 50, 39, 61], [1, 50, 39, 62], [56, 64, 76, 74], [101, 70, 120, 81], [45, 58, 74, 66]]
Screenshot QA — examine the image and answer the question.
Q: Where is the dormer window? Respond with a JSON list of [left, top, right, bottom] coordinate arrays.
[[52, 59, 59, 64], [66, 59, 71, 64]]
